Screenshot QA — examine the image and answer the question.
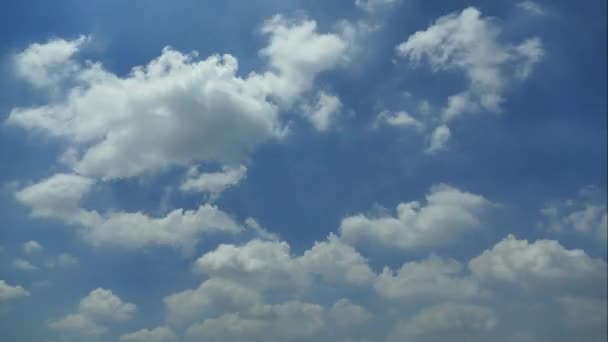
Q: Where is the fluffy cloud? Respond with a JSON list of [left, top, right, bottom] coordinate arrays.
[[49, 288, 136, 337], [13, 258, 39, 271], [388, 303, 497, 341], [396, 7, 543, 150], [540, 185, 607, 242], [301, 91, 342, 132], [8, 17, 348, 180], [164, 278, 262, 325], [180, 164, 247, 201], [0, 280, 30, 302], [120, 326, 178, 342], [13, 35, 88, 87], [184, 301, 324, 342], [15, 173, 243, 251], [46, 253, 79, 269], [78, 288, 136, 321], [340, 184, 493, 249], [15, 173, 94, 221], [49, 313, 107, 337], [427, 124, 450, 153], [375, 110, 423, 130], [256, 15, 349, 107], [517, 1, 545, 16], [469, 235, 607, 289], [193, 234, 374, 289], [355, 0, 400, 13], [23, 240, 42, 255], [329, 298, 372, 327], [375, 256, 484, 300]]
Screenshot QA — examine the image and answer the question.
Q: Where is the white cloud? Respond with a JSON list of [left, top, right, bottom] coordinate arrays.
[[355, 0, 400, 13], [340, 184, 493, 249], [120, 326, 177, 342], [329, 298, 372, 327], [184, 301, 325, 342], [16, 173, 243, 251], [299, 234, 375, 286], [193, 240, 300, 290], [469, 234, 607, 288], [193, 234, 374, 289], [50, 288, 136, 337], [78, 288, 136, 321], [396, 7, 543, 151], [0, 280, 30, 302], [46, 253, 79, 269], [256, 15, 349, 107], [388, 303, 497, 341], [49, 313, 107, 337], [540, 185, 607, 242], [517, 1, 545, 16], [375, 110, 423, 130], [15, 173, 94, 221], [13, 35, 88, 87], [301, 91, 342, 132], [375, 256, 484, 300], [23, 240, 42, 255], [164, 278, 262, 325], [426, 124, 450, 153], [397, 7, 543, 120], [13, 258, 39, 271], [180, 165, 247, 201], [8, 17, 348, 180]]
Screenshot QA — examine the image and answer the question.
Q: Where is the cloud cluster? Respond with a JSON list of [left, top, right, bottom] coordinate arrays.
[[540, 185, 607, 242], [395, 7, 543, 151], [0, 280, 30, 302], [15, 173, 243, 251], [339, 184, 493, 249], [49, 288, 136, 337]]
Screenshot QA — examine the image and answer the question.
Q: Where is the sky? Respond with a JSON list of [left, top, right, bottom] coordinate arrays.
[[0, 0, 606, 341]]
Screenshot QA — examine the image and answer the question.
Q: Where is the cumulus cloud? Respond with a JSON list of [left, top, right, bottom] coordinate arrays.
[[329, 298, 372, 327], [49, 313, 107, 337], [375, 110, 423, 130], [388, 303, 497, 341], [184, 301, 325, 342], [164, 235, 376, 340], [340, 184, 493, 249], [15, 173, 243, 251], [355, 0, 400, 13], [46, 253, 79, 269], [396, 7, 543, 151], [49, 288, 136, 337], [426, 124, 450, 153], [15, 173, 94, 221], [13, 35, 88, 87], [375, 256, 484, 300], [13, 258, 39, 271], [164, 278, 262, 325], [301, 91, 342, 132], [193, 234, 374, 290], [0, 280, 30, 302], [8, 17, 348, 180], [120, 326, 177, 342], [517, 1, 545, 16], [23, 240, 42, 255], [540, 185, 607, 242], [469, 234, 607, 289], [180, 165, 247, 201]]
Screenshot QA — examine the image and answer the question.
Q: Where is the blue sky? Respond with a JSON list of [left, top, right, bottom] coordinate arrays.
[[0, 1, 606, 341]]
